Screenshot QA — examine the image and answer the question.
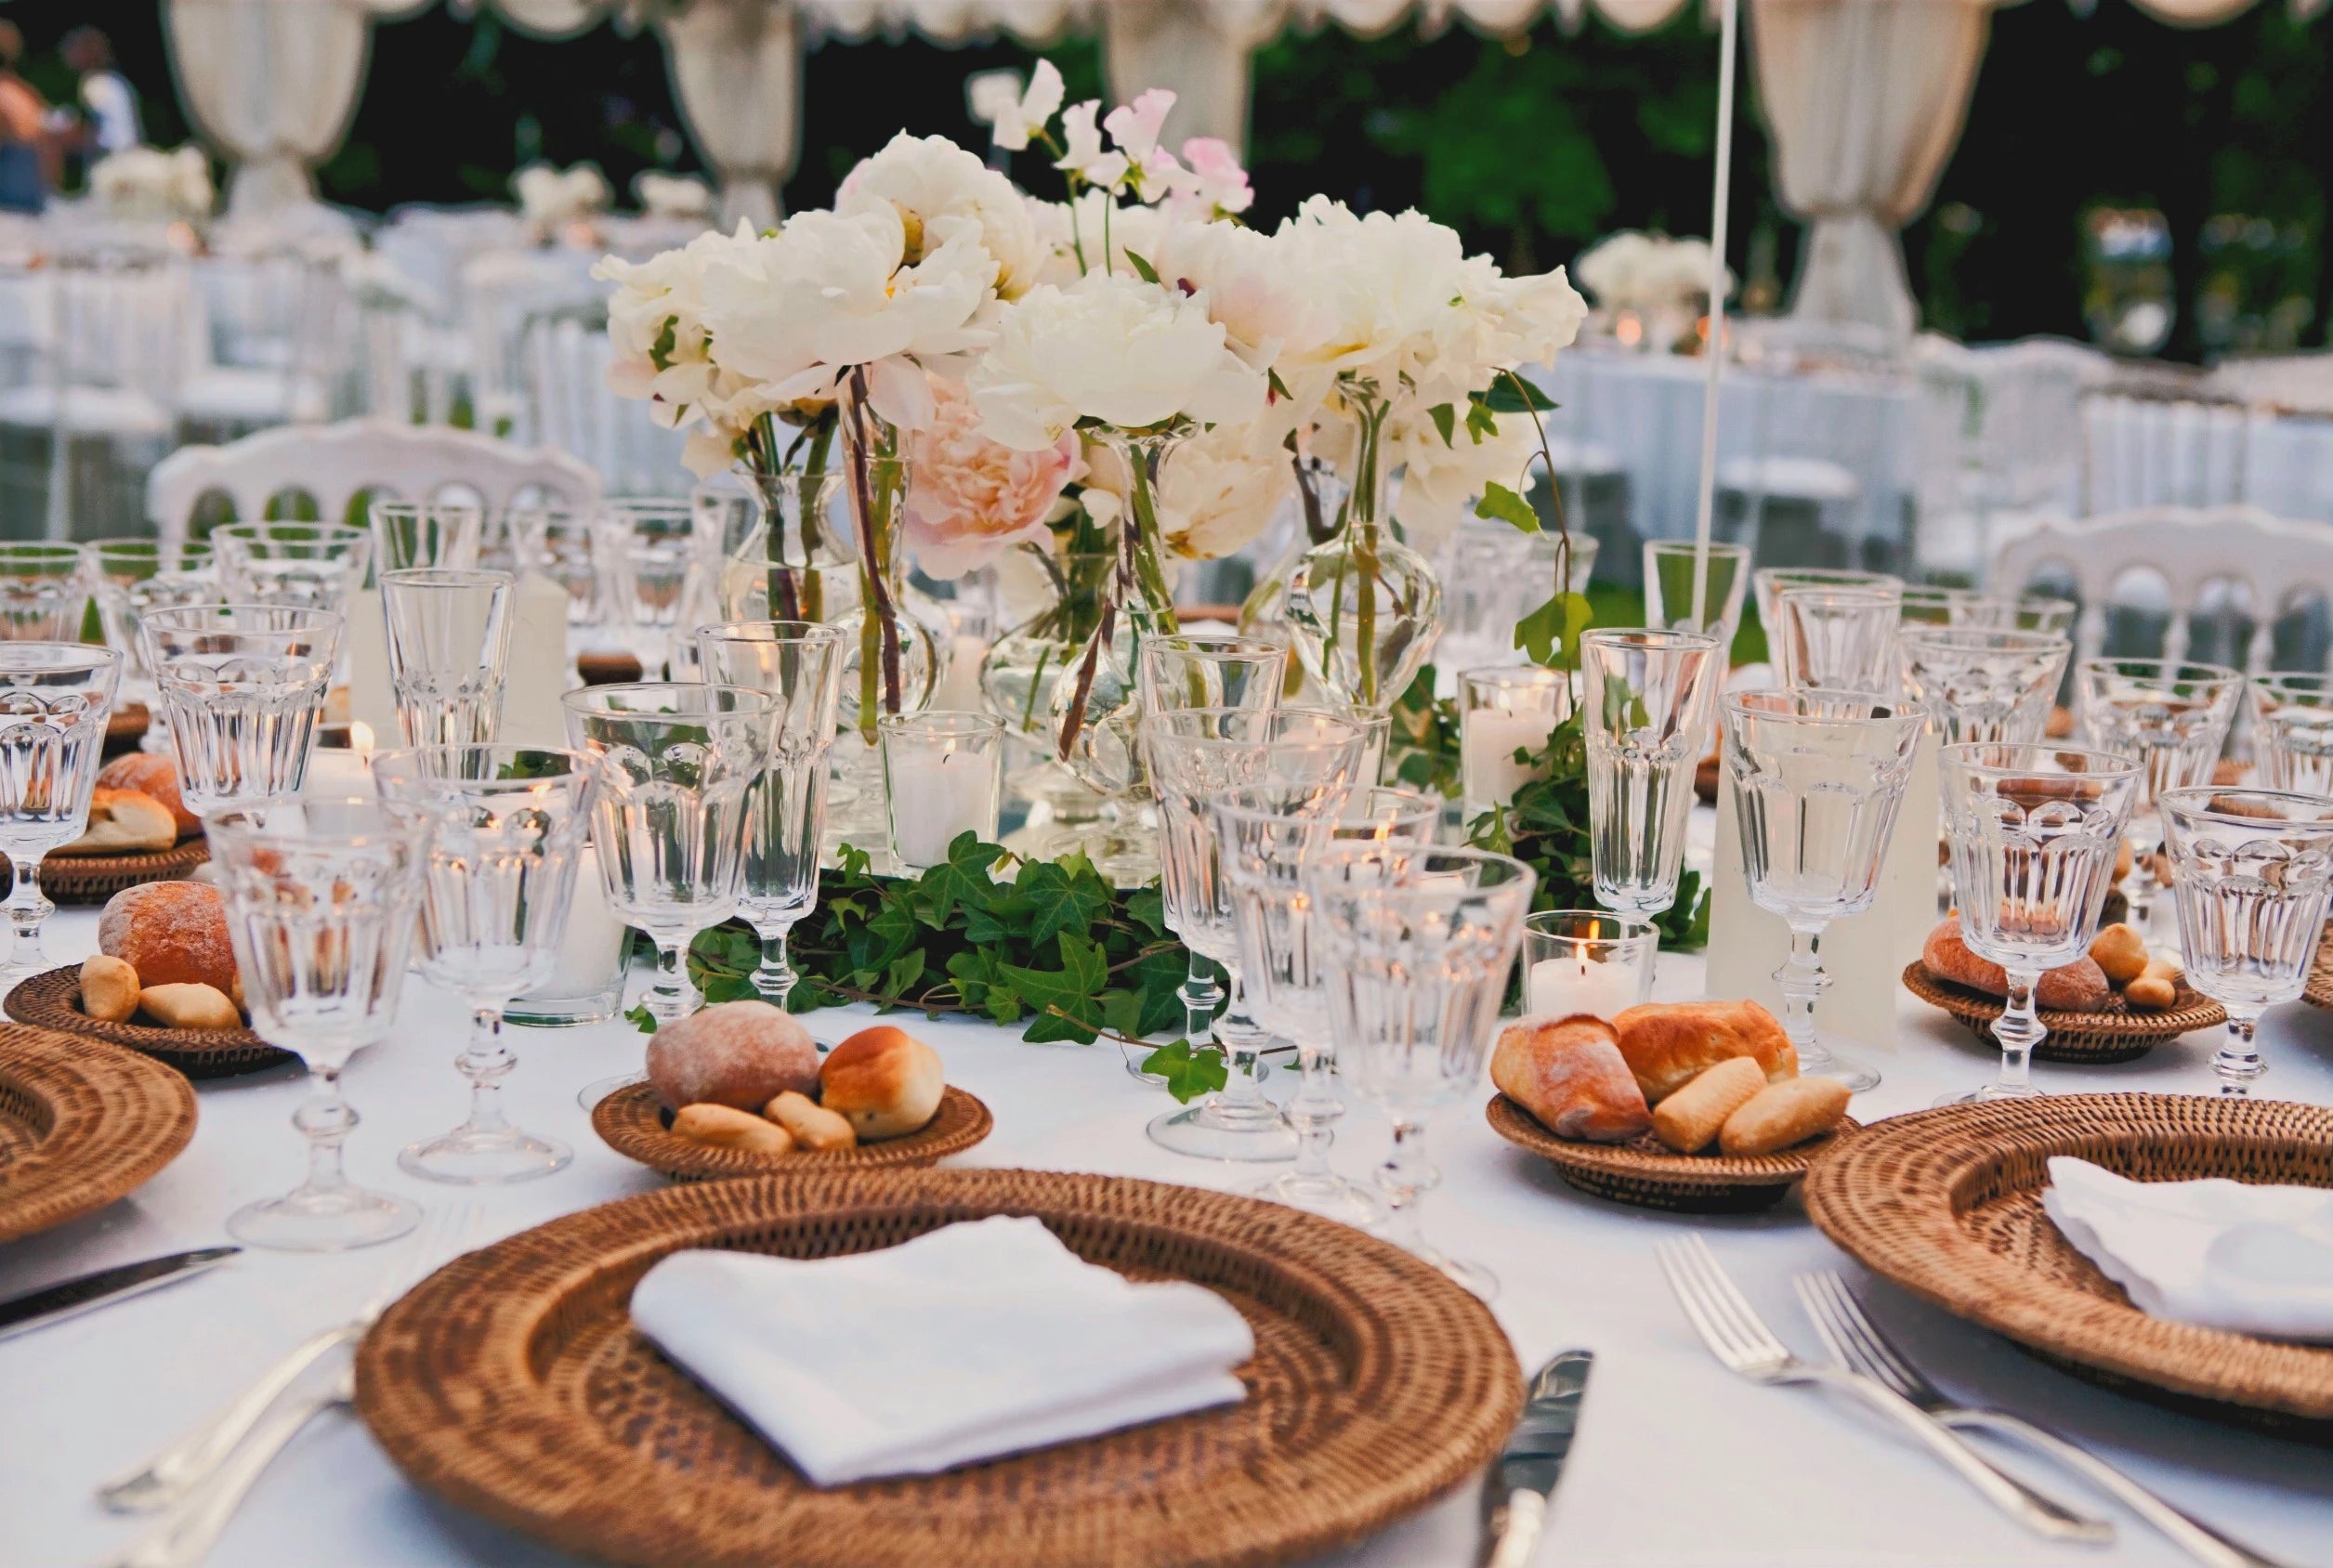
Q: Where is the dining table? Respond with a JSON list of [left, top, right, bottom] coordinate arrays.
[[7, 883, 2333, 1568]]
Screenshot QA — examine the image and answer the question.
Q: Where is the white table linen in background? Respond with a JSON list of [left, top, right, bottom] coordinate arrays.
[[5, 895, 2333, 1568]]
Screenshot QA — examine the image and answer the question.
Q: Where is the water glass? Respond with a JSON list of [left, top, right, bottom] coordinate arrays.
[[0, 542, 92, 640], [1938, 744, 2139, 1104], [1898, 586, 2077, 634], [0, 645, 122, 977], [515, 505, 610, 644], [1143, 709, 1363, 1161], [1138, 633, 1286, 715], [381, 569, 515, 747], [84, 538, 217, 752], [374, 745, 594, 1183], [1306, 844, 1536, 1299], [1437, 520, 1599, 676], [208, 798, 430, 1251], [1459, 667, 1570, 818], [594, 499, 700, 664], [2159, 787, 2333, 1096], [880, 712, 1005, 873], [1773, 583, 1903, 691], [1523, 910, 1658, 1020], [1896, 627, 2071, 748], [1643, 539, 1750, 648], [212, 521, 373, 619], [697, 621, 848, 1010], [1579, 628, 1724, 920], [1750, 567, 1901, 637], [371, 499, 486, 573], [2248, 673, 2333, 795], [1723, 688, 1925, 1091], [2077, 658, 2244, 944], [141, 604, 343, 821]]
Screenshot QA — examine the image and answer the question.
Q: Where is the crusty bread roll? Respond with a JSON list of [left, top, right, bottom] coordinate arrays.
[[1490, 1014, 1650, 1143], [138, 982, 241, 1030], [1651, 1056, 1768, 1154], [96, 752, 199, 838], [54, 790, 178, 856], [2089, 923, 2148, 986], [1922, 921, 2113, 1012], [79, 953, 139, 1023], [1609, 1000, 1797, 1105], [820, 1026, 944, 1140], [1720, 1077, 1851, 1156], [763, 1090, 858, 1152], [647, 1000, 820, 1112], [2125, 975, 2177, 1011], [100, 882, 239, 995], [672, 1103, 793, 1155]]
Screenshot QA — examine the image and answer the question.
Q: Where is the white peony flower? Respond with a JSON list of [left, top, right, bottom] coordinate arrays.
[[1081, 417, 1292, 563], [836, 130, 1042, 300], [968, 59, 1064, 153], [1573, 229, 1730, 311], [970, 270, 1266, 451]]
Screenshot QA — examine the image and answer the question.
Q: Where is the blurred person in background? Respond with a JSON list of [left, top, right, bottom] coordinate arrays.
[[63, 26, 138, 156], [0, 22, 47, 213]]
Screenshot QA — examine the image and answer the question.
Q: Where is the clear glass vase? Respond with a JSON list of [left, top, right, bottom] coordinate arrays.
[[714, 467, 860, 626], [981, 547, 1115, 853]]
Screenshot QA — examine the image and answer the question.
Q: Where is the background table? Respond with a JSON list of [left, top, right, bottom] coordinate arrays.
[[7, 900, 2333, 1568]]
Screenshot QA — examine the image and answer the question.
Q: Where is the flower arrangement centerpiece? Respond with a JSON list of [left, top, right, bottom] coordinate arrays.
[[1572, 229, 1730, 353], [89, 146, 212, 224]]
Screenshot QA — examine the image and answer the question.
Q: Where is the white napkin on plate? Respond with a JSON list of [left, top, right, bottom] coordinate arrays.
[[2041, 1156, 2333, 1342], [627, 1215, 1255, 1486]]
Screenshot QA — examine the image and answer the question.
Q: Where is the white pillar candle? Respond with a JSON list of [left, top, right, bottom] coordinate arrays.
[[888, 744, 997, 869], [1461, 709, 1554, 810], [932, 634, 990, 713], [302, 722, 377, 799], [1528, 943, 1645, 1021]]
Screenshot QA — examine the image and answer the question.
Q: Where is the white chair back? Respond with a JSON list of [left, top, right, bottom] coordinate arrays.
[[2081, 393, 2255, 516], [147, 416, 602, 542], [521, 304, 691, 498]]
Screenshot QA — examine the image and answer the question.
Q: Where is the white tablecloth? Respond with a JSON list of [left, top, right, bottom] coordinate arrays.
[[7, 904, 2333, 1568]]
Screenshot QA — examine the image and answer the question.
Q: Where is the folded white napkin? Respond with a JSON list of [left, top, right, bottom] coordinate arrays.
[[2041, 1156, 2333, 1342], [628, 1215, 1255, 1486]]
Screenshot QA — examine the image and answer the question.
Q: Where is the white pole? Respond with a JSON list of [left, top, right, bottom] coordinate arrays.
[[1689, 0, 1742, 631]]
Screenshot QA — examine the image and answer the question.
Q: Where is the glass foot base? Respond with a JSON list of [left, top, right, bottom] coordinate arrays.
[[1147, 1102, 1297, 1162], [400, 1125, 572, 1184], [1799, 1041, 1880, 1093], [1248, 1170, 1386, 1228], [1410, 1243, 1498, 1301], [228, 1185, 419, 1252], [1934, 1078, 2045, 1108], [578, 1071, 646, 1110], [1121, 1049, 1267, 1090]]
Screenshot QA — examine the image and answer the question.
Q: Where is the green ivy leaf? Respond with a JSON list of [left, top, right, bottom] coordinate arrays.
[[916, 831, 1004, 926], [1001, 932, 1110, 1044], [1008, 858, 1112, 950], [1427, 401, 1458, 447], [1514, 590, 1593, 667], [1475, 480, 1540, 534], [1141, 1040, 1228, 1104], [1483, 376, 1554, 414], [1463, 394, 1499, 444]]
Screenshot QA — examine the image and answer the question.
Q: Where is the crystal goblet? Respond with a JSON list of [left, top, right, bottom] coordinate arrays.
[[370, 499, 485, 574], [0, 644, 122, 978], [84, 537, 218, 756], [2247, 673, 2333, 796], [1773, 583, 1903, 691], [381, 568, 515, 747], [140, 604, 343, 821], [2077, 658, 2244, 946], [0, 542, 95, 640], [1579, 628, 1724, 921], [1643, 539, 1750, 647], [211, 521, 373, 620], [1749, 566, 1901, 636]]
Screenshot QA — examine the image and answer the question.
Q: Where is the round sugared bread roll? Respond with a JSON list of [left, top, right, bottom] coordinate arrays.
[[819, 1025, 944, 1141], [98, 881, 238, 994], [647, 1000, 820, 1112], [96, 752, 198, 838]]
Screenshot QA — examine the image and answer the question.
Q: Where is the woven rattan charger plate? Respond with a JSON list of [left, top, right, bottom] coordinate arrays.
[[1902, 961, 2222, 1064], [1803, 1092, 2333, 1442], [0, 1024, 196, 1239], [356, 1167, 1522, 1568], [1487, 1092, 1855, 1213], [2300, 926, 2333, 1010], [592, 1080, 992, 1180], [5, 966, 290, 1078], [43, 838, 209, 906]]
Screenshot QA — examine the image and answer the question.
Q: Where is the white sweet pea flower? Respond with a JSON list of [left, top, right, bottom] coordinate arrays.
[[1175, 137, 1252, 216], [969, 270, 1266, 451], [1101, 88, 1182, 203], [968, 59, 1064, 153], [837, 130, 1042, 299], [1054, 101, 1128, 192], [1026, 189, 1167, 284]]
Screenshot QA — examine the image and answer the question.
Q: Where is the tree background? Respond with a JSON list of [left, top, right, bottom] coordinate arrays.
[[7, 0, 2327, 361]]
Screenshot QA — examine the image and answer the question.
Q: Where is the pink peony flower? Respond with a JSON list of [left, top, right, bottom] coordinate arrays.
[[904, 375, 1081, 578]]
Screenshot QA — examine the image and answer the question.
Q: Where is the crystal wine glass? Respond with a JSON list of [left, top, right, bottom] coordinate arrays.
[[1749, 567, 1901, 637], [593, 498, 700, 668], [140, 604, 344, 821], [84, 538, 218, 757], [2159, 786, 2333, 1096], [208, 798, 430, 1250], [1579, 628, 1724, 921], [696, 621, 848, 1011], [1722, 688, 1925, 1092], [2247, 673, 2333, 795], [2077, 658, 2244, 946], [1305, 844, 1536, 1297], [0, 644, 121, 979], [370, 499, 485, 574], [0, 542, 96, 640], [1897, 587, 2077, 634], [1142, 708, 1363, 1158], [1643, 539, 1750, 647], [373, 745, 595, 1183], [1937, 743, 2139, 1104], [211, 521, 374, 620], [1773, 583, 1904, 691], [1896, 628, 2070, 748], [381, 568, 515, 747]]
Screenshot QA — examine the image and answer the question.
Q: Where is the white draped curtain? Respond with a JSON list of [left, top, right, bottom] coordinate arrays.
[[1750, 0, 1992, 344], [661, 0, 803, 229]]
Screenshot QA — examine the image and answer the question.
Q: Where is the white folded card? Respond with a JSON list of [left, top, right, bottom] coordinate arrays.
[[628, 1215, 1255, 1486], [2042, 1156, 2333, 1342]]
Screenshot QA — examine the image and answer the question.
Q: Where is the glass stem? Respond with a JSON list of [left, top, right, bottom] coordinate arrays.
[[753, 923, 796, 1009], [4, 853, 50, 971], [648, 935, 696, 1025], [1994, 966, 2044, 1093], [1772, 921, 1831, 1060], [2214, 1011, 2265, 1095], [1373, 1115, 1437, 1255], [1211, 971, 1271, 1117], [1289, 1041, 1343, 1181], [1180, 953, 1222, 1051], [291, 1062, 355, 1203], [457, 1003, 516, 1136]]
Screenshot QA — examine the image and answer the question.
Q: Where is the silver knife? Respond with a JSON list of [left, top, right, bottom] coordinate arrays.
[[1480, 1349, 1592, 1568], [0, 1248, 239, 1345]]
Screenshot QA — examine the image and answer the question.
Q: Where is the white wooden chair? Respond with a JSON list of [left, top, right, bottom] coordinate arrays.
[[146, 416, 601, 542], [2081, 393, 2255, 516], [1989, 505, 2333, 673], [520, 305, 691, 498]]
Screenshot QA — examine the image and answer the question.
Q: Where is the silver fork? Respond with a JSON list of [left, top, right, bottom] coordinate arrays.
[[1657, 1235, 2112, 1546], [1795, 1270, 2290, 1568], [98, 1200, 478, 1514]]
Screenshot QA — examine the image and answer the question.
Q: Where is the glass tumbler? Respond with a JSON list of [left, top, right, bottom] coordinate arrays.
[[1750, 567, 1902, 637], [0, 644, 122, 978], [2160, 786, 2333, 1096], [1723, 688, 1925, 1092], [84, 538, 218, 755], [1579, 628, 1724, 921], [0, 542, 93, 641], [141, 604, 343, 821], [209, 798, 430, 1251], [371, 499, 486, 574], [1773, 583, 1904, 691], [1459, 666, 1570, 820], [1897, 628, 2071, 748], [1937, 744, 2139, 1104], [593, 498, 700, 666], [1643, 539, 1750, 649], [381, 568, 515, 747], [212, 521, 374, 620], [1138, 633, 1286, 716], [2248, 673, 2333, 795], [2077, 658, 2244, 946]]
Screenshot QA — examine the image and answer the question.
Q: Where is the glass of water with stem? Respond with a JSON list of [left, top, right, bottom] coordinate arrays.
[[1579, 628, 1724, 927]]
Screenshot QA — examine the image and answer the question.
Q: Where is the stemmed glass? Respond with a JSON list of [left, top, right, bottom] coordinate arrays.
[[1142, 708, 1362, 1159], [84, 538, 218, 756], [2077, 658, 2244, 945], [1219, 783, 1438, 1223], [1643, 540, 1750, 647], [380, 568, 516, 746], [1579, 628, 1724, 921], [2158, 787, 2333, 1096], [1722, 689, 1925, 1092], [2247, 673, 2333, 794], [208, 798, 430, 1250], [1937, 744, 2139, 1104], [563, 683, 773, 1104], [1772, 584, 1903, 690], [594, 499, 699, 667], [696, 621, 848, 1010], [211, 521, 374, 619], [1749, 567, 1901, 635], [0, 542, 96, 640], [1898, 587, 2077, 634], [139, 605, 343, 821], [1305, 844, 1536, 1298], [0, 645, 122, 979], [1896, 628, 2070, 747], [373, 745, 595, 1183], [371, 499, 485, 573]]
